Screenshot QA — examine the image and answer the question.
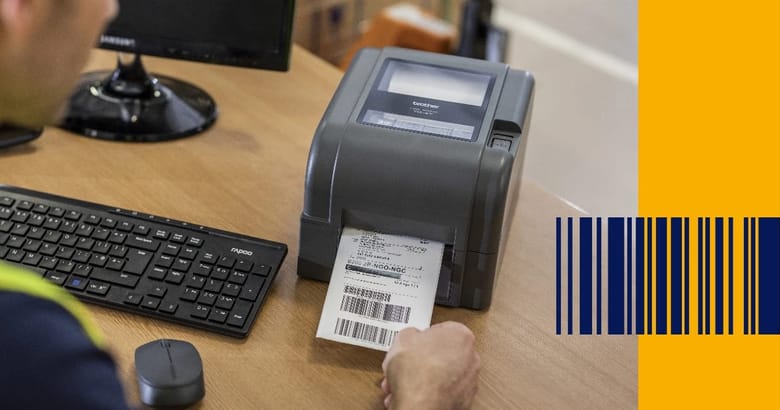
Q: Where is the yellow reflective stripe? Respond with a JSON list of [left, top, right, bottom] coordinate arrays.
[[0, 262, 105, 348]]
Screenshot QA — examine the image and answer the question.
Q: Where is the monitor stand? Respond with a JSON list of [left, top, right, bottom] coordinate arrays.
[[59, 53, 217, 142], [0, 125, 42, 149]]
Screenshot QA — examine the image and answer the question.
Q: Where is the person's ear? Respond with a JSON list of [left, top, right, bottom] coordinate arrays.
[[0, 0, 39, 43]]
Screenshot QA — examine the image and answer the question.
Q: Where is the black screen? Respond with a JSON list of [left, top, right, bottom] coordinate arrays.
[[101, 0, 295, 71]]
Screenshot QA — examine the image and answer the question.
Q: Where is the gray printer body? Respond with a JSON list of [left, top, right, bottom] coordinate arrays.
[[298, 47, 534, 309]]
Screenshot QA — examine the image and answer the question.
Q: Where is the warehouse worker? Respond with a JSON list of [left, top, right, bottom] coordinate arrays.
[[0, 1, 480, 409]]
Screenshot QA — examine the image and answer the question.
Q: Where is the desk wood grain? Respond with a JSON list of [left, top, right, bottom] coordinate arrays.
[[0, 46, 636, 409]]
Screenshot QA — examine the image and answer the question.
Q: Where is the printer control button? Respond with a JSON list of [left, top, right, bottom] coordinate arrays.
[[491, 138, 512, 151]]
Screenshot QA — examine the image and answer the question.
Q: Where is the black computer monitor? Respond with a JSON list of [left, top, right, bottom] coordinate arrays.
[[60, 0, 295, 142]]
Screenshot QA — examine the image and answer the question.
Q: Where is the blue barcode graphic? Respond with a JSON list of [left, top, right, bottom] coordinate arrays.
[[555, 217, 780, 335]]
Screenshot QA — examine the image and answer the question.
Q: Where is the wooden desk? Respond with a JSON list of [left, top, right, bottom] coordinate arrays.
[[0, 47, 636, 409]]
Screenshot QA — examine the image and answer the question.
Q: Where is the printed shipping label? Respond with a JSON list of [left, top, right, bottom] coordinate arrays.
[[316, 226, 444, 351]]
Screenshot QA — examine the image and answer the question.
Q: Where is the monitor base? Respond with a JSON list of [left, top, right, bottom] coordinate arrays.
[[60, 53, 217, 142]]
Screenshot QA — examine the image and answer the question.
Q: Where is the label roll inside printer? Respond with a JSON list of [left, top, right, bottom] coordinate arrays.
[[298, 47, 534, 309]]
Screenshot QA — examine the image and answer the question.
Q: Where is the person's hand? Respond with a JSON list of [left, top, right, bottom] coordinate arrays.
[[381, 321, 481, 410]]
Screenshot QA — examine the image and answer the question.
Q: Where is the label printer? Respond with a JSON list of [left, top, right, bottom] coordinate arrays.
[[298, 47, 534, 309]]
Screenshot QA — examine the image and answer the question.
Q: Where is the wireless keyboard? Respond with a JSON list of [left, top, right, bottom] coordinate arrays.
[[0, 185, 287, 338]]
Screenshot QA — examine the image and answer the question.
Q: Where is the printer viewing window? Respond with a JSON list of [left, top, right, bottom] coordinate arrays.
[[378, 61, 492, 107], [59, 0, 294, 142]]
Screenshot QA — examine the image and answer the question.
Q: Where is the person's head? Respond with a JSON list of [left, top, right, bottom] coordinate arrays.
[[0, 0, 118, 127]]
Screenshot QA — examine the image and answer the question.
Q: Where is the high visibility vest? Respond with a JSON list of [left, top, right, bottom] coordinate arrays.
[[0, 262, 104, 347]]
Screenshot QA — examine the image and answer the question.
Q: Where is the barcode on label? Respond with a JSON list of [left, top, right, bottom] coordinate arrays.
[[335, 317, 398, 346], [340, 295, 412, 323], [343, 285, 392, 303]]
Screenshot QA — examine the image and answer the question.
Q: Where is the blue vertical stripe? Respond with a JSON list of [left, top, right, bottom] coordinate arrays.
[[567, 217, 573, 335], [705, 218, 711, 335], [715, 218, 724, 335], [685, 218, 690, 335], [597, 218, 602, 335], [751, 217, 756, 334], [728, 218, 734, 335], [636, 218, 645, 335], [579, 218, 593, 335], [608, 218, 625, 334], [556, 217, 562, 335], [627, 218, 633, 335], [744, 217, 749, 335], [648, 218, 653, 334], [671, 218, 682, 335], [758, 218, 780, 334], [656, 218, 667, 334], [698, 218, 703, 335]]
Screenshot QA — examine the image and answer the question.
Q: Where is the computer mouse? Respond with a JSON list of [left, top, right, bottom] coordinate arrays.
[[135, 339, 205, 408]]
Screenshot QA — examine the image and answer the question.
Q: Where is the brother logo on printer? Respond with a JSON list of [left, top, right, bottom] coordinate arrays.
[[231, 248, 253, 256], [412, 101, 439, 109]]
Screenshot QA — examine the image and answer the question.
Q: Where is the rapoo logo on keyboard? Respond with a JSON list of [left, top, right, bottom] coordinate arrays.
[[231, 248, 253, 257]]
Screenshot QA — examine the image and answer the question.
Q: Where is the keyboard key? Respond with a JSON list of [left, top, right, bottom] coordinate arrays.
[[0, 220, 12, 232], [217, 256, 235, 268], [17, 200, 33, 211], [76, 237, 95, 250], [153, 229, 170, 240], [165, 270, 185, 285], [89, 254, 108, 267], [32, 204, 49, 214], [108, 231, 126, 244], [73, 264, 92, 276], [187, 237, 203, 247], [75, 224, 93, 236], [239, 276, 265, 302], [148, 285, 167, 298], [126, 235, 159, 252], [28, 214, 45, 227], [43, 230, 62, 243], [133, 224, 150, 235], [43, 217, 61, 230], [39, 256, 58, 270], [147, 266, 167, 281], [204, 278, 223, 293], [23, 239, 41, 252], [235, 259, 253, 272], [60, 221, 77, 234], [56, 260, 75, 273], [7, 236, 24, 249], [59, 233, 77, 247], [72, 250, 90, 263], [192, 304, 210, 320], [172, 258, 191, 271], [186, 274, 206, 289], [64, 210, 81, 220], [106, 257, 125, 271], [0, 209, 12, 220], [141, 297, 161, 310], [49, 207, 65, 218], [159, 301, 178, 314], [100, 217, 117, 228], [181, 288, 199, 301], [180, 247, 198, 260], [117, 221, 134, 232], [44, 271, 68, 285], [123, 249, 153, 275], [223, 283, 241, 297], [65, 275, 88, 291], [11, 211, 29, 223], [208, 309, 228, 324], [228, 271, 248, 285], [162, 244, 180, 256], [156, 255, 174, 268], [92, 241, 110, 254], [200, 252, 216, 263], [92, 269, 139, 288], [22, 252, 41, 266], [92, 228, 110, 241], [0, 197, 14, 207], [171, 233, 187, 243], [215, 295, 235, 310], [86, 281, 111, 296], [227, 301, 252, 327], [193, 263, 211, 276], [11, 224, 28, 236], [109, 245, 128, 258], [197, 291, 217, 306], [84, 215, 101, 225], [39, 243, 57, 256], [212, 267, 230, 281], [124, 292, 142, 306]]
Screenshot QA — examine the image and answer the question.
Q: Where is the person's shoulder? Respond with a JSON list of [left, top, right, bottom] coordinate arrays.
[[0, 289, 130, 409]]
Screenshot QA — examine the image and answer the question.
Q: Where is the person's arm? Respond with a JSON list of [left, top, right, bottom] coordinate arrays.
[[381, 321, 481, 410]]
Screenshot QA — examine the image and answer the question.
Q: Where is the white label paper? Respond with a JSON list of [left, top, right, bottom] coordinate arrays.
[[316, 226, 444, 351]]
